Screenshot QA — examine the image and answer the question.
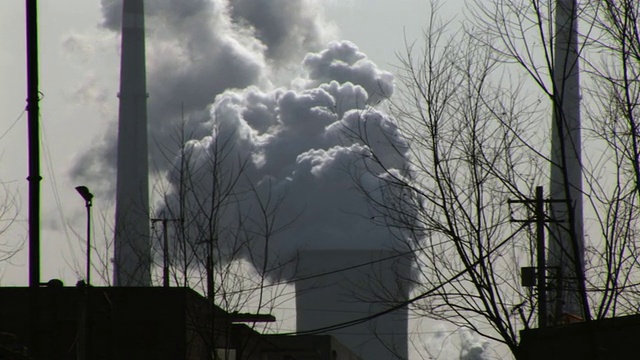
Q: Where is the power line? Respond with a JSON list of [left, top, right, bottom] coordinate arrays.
[[0, 109, 25, 142], [273, 223, 529, 337], [40, 113, 75, 253], [220, 245, 423, 297]]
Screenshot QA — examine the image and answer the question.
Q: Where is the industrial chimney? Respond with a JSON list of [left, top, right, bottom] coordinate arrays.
[[114, 0, 151, 286], [547, 0, 585, 322], [295, 249, 410, 360]]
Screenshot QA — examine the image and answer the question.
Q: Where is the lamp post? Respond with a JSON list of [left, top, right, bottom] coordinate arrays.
[[75, 186, 93, 286]]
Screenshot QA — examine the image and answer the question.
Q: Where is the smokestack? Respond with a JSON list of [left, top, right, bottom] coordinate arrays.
[[547, 0, 585, 322], [295, 249, 410, 360], [114, 0, 151, 286]]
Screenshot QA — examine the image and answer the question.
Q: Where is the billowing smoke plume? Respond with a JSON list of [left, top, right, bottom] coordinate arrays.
[[161, 40, 410, 280], [68, 0, 413, 280], [229, 0, 335, 61], [71, 0, 336, 195]]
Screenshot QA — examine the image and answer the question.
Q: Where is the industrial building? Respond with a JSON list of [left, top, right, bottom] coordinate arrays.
[[0, 285, 362, 360], [519, 314, 640, 359]]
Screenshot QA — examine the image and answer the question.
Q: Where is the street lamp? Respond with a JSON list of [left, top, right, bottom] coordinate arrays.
[[75, 186, 93, 286]]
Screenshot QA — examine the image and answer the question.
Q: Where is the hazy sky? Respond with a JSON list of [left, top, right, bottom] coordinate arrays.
[[0, 2, 500, 359], [0, 0, 464, 285]]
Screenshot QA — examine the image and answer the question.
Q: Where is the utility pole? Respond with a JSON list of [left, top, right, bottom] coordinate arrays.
[[25, 1, 41, 357], [26, 0, 41, 291], [151, 217, 181, 287], [510, 186, 565, 328]]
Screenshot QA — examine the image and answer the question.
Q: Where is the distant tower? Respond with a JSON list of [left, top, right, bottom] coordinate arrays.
[[547, 0, 585, 322], [295, 249, 410, 360], [114, 0, 151, 286]]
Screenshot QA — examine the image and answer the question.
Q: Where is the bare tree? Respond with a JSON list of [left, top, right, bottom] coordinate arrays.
[[0, 180, 23, 356], [77, 113, 298, 359], [149, 117, 299, 359], [346, 1, 640, 358], [579, 0, 640, 318], [0, 181, 22, 267], [153, 115, 296, 307]]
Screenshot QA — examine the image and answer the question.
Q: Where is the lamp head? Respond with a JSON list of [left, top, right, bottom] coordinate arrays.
[[75, 186, 94, 203]]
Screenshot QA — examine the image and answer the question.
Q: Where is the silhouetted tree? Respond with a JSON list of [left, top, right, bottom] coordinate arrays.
[[0, 181, 21, 268], [348, 1, 640, 358]]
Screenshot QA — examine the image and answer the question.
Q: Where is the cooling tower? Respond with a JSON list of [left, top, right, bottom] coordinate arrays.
[[114, 0, 151, 286], [295, 249, 410, 360], [547, 0, 584, 322]]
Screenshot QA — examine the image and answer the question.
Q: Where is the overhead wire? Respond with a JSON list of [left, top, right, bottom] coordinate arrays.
[[273, 223, 529, 337], [220, 245, 426, 297], [39, 106, 79, 274], [0, 109, 26, 142]]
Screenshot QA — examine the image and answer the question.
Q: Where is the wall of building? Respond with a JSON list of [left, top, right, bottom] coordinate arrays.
[[0, 286, 364, 360], [234, 325, 362, 360], [0, 287, 225, 360], [519, 314, 640, 359]]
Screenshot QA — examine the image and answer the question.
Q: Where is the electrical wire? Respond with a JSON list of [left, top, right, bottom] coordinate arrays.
[[0, 109, 25, 142], [273, 223, 529, 337], [220, 245, 425, 297], [39, 111, 79, 273]]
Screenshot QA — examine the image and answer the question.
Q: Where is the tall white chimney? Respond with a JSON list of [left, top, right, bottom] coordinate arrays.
[[114, 0, 151, 286], [547, 0, 585, 322], [295, 249, 410, 360]]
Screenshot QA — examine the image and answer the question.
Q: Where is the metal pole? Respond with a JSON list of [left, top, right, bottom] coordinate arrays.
[[509, 187, 567, 328], [207, 255, 214, 299], [26, 1, 41, 357], [86, 200, 92, 286], [152, 217, 180, 287], [535, 186, 547, 328], [162, 219, 169, 288], [26, 0, 41, 289]]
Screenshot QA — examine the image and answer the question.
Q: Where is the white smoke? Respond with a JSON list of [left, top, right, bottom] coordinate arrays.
[[160, 40, 412, 280], [421, 324, 493, 360], [67, 0, 413, 279], [71, 0, 337, 194], [229, 0, 337, 62], [300, 41, 394, 104], [459, 329, 492, 360]]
